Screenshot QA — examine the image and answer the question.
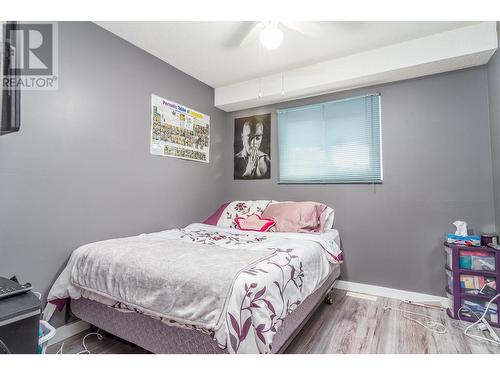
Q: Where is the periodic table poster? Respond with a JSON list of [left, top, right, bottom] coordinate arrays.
[[150, 94, 210, 163]]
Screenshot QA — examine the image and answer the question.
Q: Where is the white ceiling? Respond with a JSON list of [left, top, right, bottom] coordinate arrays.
[[96, 21, 480, 88]]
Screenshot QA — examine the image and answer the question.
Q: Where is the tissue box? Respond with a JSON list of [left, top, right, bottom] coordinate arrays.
[[446, 234, 481, 246]]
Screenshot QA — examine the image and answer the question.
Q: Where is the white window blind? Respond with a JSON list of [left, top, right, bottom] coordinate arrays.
[[277, 94, 382, 184]]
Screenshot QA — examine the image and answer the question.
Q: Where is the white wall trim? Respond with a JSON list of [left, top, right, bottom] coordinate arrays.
[[47, 320, 90, 346], [215, 22, 497, 112], [334, 280, 450, 308]]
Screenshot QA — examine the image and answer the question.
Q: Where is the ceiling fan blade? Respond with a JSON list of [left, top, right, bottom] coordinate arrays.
[[225, 22, 257, 47], [281, 21, 325, 38], [238, 21, 264, 47]]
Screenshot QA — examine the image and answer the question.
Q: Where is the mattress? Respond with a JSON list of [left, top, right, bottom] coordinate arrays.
[[70, 263, 340, 354]]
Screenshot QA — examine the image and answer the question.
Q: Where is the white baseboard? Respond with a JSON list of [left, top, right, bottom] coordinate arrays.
[[334, 280, 450, 308], [346, 291, 378, 301], [48, 320, 90, 346]]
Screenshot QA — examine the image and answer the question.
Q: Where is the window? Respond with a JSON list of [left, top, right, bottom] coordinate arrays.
[[277, 94, 382, 183]]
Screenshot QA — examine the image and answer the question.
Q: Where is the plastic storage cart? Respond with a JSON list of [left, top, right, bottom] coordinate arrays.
[[444, 242, 500, 327]]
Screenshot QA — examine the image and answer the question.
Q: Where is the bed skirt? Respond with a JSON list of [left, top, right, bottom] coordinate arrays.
[[70, 263, 340, 354]]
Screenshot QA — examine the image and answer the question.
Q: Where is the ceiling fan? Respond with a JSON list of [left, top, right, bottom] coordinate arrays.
[[235, 21, 326, 50]]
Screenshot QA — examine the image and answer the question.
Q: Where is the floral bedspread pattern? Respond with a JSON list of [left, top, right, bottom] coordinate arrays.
[[48, 223, 342, 354], [179, 228, 267, 246], [216, 200, 272, 229], [167, 224, 341, 353], [223, 248, 306, 353]]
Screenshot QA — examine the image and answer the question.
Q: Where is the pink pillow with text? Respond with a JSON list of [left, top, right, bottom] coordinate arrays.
[[234, 214, 276, 232]]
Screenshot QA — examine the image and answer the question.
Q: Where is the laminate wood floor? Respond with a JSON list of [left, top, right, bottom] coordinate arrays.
[[47, 289, 500, 354]]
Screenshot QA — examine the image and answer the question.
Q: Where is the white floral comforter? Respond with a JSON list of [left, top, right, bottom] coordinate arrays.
[[48, 223, 342, 353]]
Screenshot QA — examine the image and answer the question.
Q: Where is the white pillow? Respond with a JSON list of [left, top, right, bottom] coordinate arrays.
[[322, 206, 335, 230], [216, 200, 272, 228]]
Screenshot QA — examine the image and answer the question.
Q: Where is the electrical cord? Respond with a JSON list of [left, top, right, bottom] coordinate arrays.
[[463, 293, 500, 346], [55, 329, 103, 354], [401, 300, 444, 310], [458, 305, 481, 322], [384, 305, 447, 334], [0, 339, 11, 354], [76, 329, 103, 354], [56, 342, 64, 354]]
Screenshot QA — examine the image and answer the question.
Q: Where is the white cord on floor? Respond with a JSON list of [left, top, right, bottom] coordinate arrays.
[[463, 293, 500, 346], [400, 300, 444, 310], [77, 329, 103, 354], [56, 329, 103, 355], [384, 306, 447, 334], [56, 342, 64, 354], [458, 306, 481, 321]]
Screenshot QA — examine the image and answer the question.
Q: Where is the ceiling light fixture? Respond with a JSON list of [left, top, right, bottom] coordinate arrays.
[[260, 22, 283, 50]]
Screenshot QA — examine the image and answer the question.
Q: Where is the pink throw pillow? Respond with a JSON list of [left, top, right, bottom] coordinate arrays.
[[234, 214, 276, 232], [262, 201, 327, 233], [203, 202, 229, 225]]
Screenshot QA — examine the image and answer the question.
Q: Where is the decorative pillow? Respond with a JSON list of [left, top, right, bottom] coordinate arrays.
[[203, 202, 229, 225], [234, 214, 276, 232], [216, 200, 272, 228], [262, 201, 327, 233]]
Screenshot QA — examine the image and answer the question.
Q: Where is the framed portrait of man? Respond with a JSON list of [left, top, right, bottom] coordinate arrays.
[[234, 113, 271, 180]]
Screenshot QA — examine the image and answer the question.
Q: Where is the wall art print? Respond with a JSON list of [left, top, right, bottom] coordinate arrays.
[[150, 94, 210, 163], [234, 113, 271, 179]]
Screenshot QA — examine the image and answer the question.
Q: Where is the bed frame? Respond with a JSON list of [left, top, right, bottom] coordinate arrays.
[[70, 264, 340, 354]]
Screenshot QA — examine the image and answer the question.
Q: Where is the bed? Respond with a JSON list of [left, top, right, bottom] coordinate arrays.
[[48, 202, 342, 354], [70, 264, 339, 354]]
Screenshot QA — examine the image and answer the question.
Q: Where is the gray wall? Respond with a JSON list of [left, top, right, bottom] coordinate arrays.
[[0, 22, 227, 303], [488, 22, 500, 230], [224, 67, 495, 296], [0, 22, 496, 311]]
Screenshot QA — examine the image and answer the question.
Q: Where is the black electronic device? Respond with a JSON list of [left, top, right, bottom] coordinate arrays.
[[1, 21, 21, 136], [0, 276, 32, 300]]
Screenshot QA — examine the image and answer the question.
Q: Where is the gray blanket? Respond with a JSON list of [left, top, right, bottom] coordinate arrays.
[[70, 234, 273, 330]]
